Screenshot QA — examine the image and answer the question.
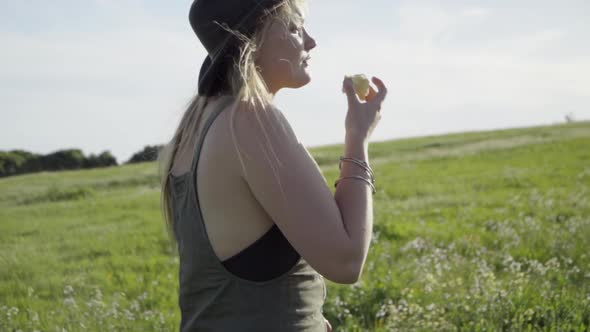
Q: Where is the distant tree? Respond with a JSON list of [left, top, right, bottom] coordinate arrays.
[[127, 145, 164, 164], [21, 152, 43, 173], [0, 150, 39, 177], [39, 149, 86, 171], [97, 151, 118, 167], [83, 153, 101, 169], [565, 112, 576, 123], [0, 152, 25, 177], [82, 151, 117, 168]]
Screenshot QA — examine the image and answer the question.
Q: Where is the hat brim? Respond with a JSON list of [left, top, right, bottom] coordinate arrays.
[[196, 2, 279, 96]]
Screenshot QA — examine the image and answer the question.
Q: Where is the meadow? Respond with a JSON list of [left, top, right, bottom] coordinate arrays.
[[1, 121, 589, 331]]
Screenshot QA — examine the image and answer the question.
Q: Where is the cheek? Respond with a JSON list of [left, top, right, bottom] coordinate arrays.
[[262, 37, 300, 67]]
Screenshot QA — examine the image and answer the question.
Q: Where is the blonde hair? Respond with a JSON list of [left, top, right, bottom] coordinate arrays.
[[158, 0, 308, 241]]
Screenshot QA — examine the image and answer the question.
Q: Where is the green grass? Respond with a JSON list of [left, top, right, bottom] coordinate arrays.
[[1, 121, 589, 331]]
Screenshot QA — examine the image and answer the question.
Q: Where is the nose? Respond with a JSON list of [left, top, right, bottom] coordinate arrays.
[[303, 28, 317, 51]]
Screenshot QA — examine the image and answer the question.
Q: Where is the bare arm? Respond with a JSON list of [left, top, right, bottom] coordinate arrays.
[[234, 76, 387, 284], [333, 134, 373, 282], [333, 75, 387, 281], [232, 105, 362, 284]]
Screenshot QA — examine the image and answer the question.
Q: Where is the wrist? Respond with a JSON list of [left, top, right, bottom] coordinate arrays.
[[344, 136, 369, 161], [345, 132, 368, 145]]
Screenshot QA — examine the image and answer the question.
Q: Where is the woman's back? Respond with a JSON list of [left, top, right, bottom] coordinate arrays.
[[168, 96, 327, 331], [170, 96, 279, 262]]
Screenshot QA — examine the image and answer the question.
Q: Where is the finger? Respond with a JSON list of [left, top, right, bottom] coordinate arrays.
[[371, 76, 388, 103], [365, 85, 377, 102], [342, 77, 361, 106]]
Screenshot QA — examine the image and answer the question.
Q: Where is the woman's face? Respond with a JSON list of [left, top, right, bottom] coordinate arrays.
[[256, 9, 317, 94]]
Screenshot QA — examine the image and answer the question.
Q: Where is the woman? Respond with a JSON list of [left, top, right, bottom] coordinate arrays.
[[159, 0, 387, 330]]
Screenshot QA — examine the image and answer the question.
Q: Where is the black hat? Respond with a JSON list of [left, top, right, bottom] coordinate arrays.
[[189, 0, 284, 96]]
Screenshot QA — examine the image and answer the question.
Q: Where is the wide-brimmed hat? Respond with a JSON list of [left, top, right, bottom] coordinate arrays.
[[189, 0, 284, 96]]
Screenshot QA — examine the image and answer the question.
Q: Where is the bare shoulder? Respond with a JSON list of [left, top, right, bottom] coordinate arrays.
[[230, 102, 303, 160], [235, 101, 298, 132]]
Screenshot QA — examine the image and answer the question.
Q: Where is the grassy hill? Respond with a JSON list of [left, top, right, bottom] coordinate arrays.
[[1, 121, 589, 331]]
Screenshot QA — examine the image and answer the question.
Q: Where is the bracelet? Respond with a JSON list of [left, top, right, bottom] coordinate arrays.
[[334, 176, 377, 195], [339, 157, 374, 183]]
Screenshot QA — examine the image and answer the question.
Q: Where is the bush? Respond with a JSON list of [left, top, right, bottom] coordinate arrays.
[[39, 149, 86, 171], [0, 150, 38, 177], [127, 145, 163, 164]]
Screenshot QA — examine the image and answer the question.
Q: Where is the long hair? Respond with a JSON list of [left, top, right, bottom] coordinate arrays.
[[158, 0, 308, 242]]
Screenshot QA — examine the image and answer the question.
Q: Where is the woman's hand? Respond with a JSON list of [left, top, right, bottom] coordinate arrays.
[[325, 317, 333, 332], [342, 76, 388, 141]]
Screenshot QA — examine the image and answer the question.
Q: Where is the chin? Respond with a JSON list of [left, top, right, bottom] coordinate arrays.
[[287, 71, 312, 89]]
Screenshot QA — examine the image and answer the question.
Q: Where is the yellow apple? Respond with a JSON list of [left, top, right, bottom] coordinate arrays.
[[345, 74, 370, 101]]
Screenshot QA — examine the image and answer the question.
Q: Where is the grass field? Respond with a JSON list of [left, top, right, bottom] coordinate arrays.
[[1, 121, 589, 331]]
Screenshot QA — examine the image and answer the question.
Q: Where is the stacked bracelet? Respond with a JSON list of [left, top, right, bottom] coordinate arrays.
[[338, 156, 375, 183], [334, 156, 376, 195]]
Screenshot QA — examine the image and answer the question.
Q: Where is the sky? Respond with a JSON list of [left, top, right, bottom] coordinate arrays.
[[1, 0, 589, 163]]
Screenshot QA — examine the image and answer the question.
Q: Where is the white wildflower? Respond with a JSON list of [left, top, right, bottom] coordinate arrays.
[[63, 285, 75, 297]]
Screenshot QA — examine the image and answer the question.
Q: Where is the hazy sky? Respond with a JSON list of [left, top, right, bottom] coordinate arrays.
[[1, 0, 589, 163]]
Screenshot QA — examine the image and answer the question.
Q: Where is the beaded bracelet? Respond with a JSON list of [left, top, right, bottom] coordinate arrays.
[[334, 175, 377, 195], [339, 156, 375, 184]]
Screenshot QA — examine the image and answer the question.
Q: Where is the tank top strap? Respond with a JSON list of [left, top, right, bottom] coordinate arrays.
[[190, 96, 235, 174]]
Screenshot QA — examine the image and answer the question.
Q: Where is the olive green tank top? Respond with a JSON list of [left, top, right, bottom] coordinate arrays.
[[168, 98, 328, 331]]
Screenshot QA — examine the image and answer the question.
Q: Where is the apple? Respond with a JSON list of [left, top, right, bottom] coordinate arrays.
[[344, 74, 370, 101]]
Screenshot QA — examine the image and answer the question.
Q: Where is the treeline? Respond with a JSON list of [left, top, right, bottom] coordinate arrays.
[[0, 149, 117, 178], [0, 145, 164, 178]]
